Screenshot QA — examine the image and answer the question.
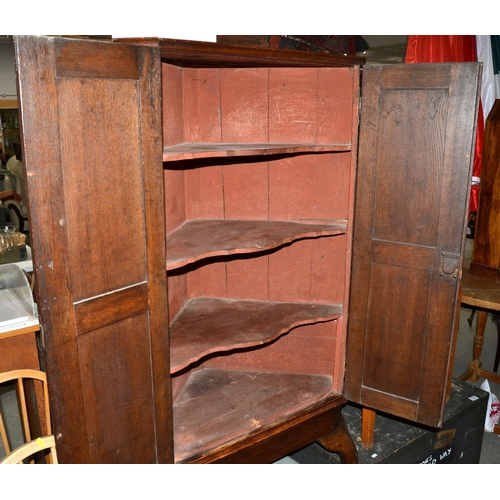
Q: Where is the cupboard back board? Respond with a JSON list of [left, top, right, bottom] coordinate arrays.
[[159, 51, 361, 462]]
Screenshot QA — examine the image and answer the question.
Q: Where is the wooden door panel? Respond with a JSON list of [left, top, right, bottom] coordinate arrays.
[[77, 314, 155, 464], [374, 88, 446, 247], [362, 262, 431, 399], [56, 77, 147, 300], [15, 36, 172, 463], [344, 63, 481, 427]]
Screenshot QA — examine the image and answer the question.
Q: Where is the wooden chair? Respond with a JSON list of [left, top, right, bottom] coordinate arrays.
[[0, 369, 56, 464], [0, 435, 57, 464]]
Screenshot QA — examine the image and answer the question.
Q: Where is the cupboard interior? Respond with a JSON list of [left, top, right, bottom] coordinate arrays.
[[161, 61, 357, 461]]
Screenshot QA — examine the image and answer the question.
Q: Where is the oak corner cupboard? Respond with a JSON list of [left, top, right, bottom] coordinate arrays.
[[13, 35, 481, 463]]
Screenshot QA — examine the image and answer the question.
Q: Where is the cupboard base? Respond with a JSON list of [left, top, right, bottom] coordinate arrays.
[[173, 374, 357, 464]]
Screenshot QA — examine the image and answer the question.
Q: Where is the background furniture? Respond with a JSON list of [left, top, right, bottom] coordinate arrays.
[[460, 98, 500, 434], [470, 99, 500, 281], [216, 35, 367, 55], [0, 325, 40, 374], [0, 369, 53, 463], [0, 262, 42, 445], [0, 108, 20, 159], [0, 434, 57, 464], [459, 263, 500, 435], [3, 143, 29, 234], [14, 36, 480, 463], [0, 188, 13, 199], [460, 264, 500, 384]]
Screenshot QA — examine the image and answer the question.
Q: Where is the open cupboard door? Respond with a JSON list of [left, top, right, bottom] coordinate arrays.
[[14, 36, 173, 463], [344, 63, 481, 427]]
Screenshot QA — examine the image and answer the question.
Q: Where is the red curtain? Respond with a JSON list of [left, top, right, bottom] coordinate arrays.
[[405, 35, 484, 214]]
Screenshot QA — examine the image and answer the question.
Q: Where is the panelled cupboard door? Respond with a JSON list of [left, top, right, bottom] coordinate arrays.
[[15, 36, 173, 463], [344, 63, 481, 428]]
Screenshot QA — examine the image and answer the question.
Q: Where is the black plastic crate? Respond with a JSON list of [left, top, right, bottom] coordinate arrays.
[[291, 379, 488, 464]]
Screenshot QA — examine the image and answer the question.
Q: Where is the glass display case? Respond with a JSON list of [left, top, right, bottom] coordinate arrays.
[[0, 263, 37, 333]]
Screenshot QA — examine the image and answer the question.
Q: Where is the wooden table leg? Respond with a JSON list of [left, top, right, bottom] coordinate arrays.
[[459, 310, 488, 382], [361, 407, 376, 450]]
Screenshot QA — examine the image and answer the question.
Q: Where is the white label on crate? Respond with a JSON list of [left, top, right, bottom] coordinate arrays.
[[420, 447, 454, 464]]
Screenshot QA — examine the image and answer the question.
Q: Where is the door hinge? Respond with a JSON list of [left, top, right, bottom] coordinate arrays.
[[440, 251, 460, 278]]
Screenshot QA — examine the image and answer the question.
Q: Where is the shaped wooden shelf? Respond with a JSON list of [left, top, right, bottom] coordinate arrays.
[[169, 297, 342, 373], [163, 142, 351, 161], [173, 368, 336, 463], [166, 219, 348, 270]]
